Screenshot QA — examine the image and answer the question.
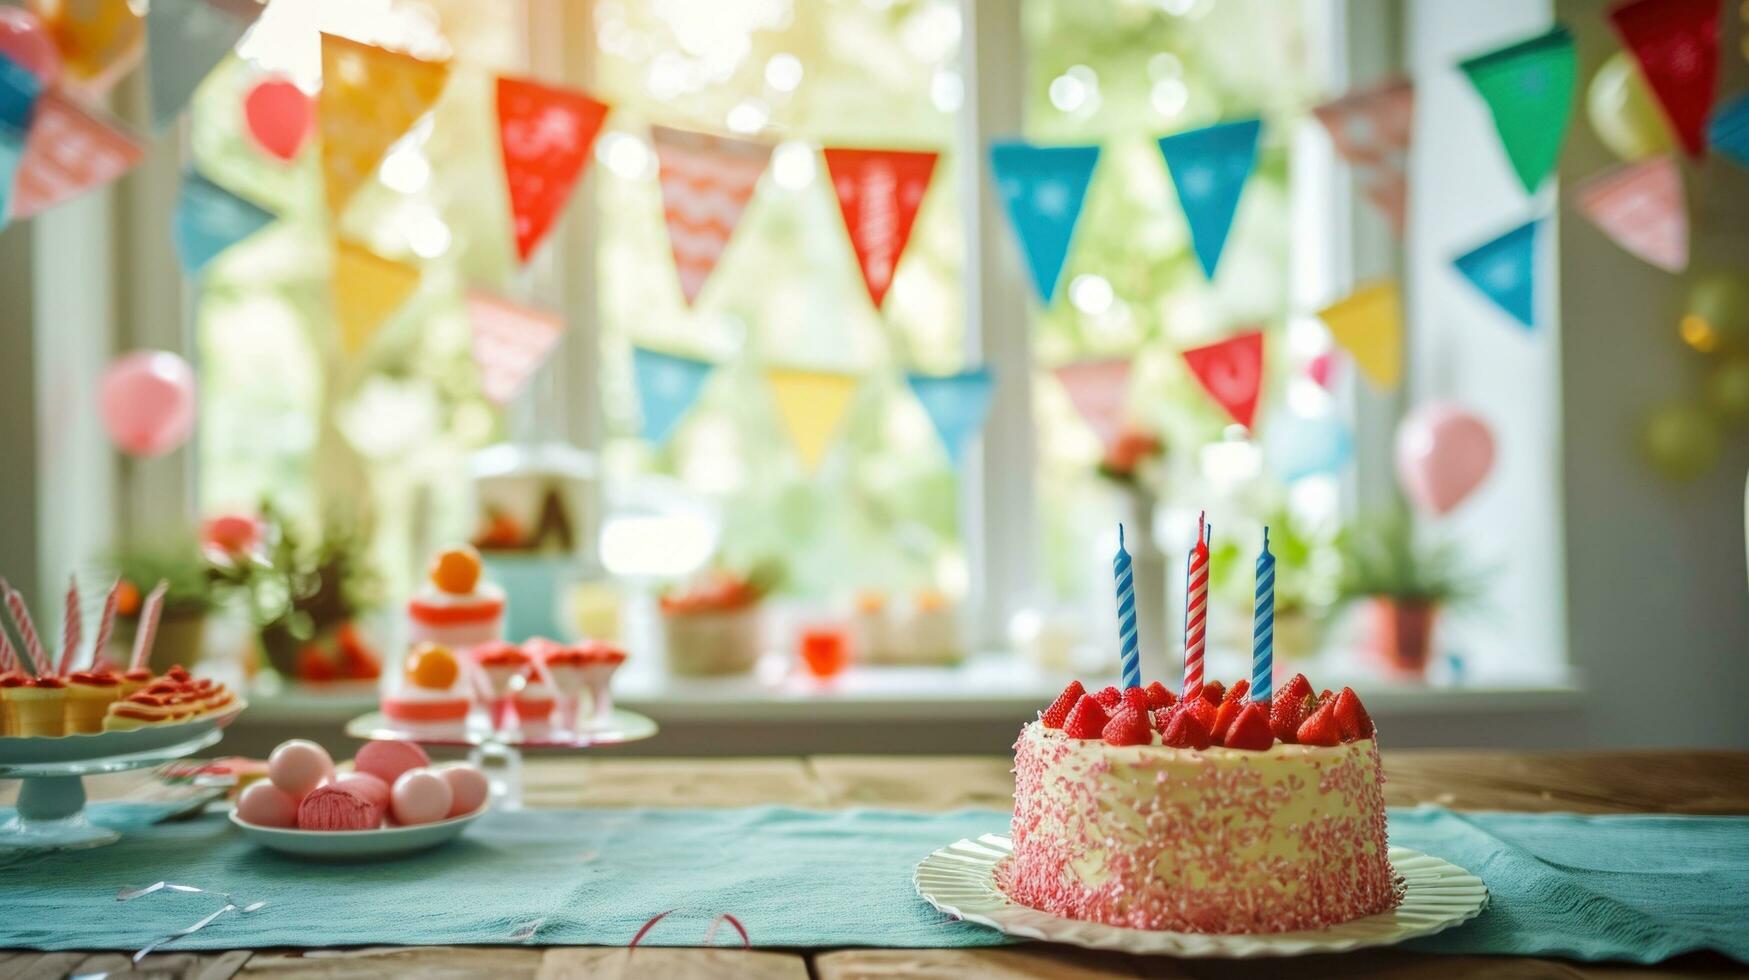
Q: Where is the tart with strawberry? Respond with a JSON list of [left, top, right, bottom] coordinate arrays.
[[1003, 673, 1398, 934]]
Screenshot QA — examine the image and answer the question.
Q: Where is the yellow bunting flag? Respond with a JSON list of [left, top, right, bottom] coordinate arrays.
[[766, 368, 858, 473], [332, 239, 420, 355], [319, 33, 449, 217], [1317, 282, 1401, 391]]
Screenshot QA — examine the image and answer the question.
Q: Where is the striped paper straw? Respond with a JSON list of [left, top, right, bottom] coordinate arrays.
[[89, 579, 123, 672], [57, 575, 82, 677], [1114, 524, 1141, 691], [4, 582, 49, 676], [130, 581, 169, 673], [1251, 527, 1275, 703], [1182, 513, 1209, 701]]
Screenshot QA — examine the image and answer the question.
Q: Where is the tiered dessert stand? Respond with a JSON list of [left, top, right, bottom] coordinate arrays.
[[345, 708, 656, 810], [0, 704, 245, 850]]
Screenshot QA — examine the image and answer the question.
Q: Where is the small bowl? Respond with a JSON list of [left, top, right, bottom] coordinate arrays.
[[229, 805, 486, 859]]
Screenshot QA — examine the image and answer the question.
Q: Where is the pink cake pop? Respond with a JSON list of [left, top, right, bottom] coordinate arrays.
[[268, 739, 333, 799], [354, 739, 429, 787], [390, 769, 453, 825], [439, 764, 488, 817], [236, 781, 299, 828]]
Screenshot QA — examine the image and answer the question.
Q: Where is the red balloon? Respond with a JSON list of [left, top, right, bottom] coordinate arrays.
[[1394, 403, 1495, 516], [244, 76, 313, 161], [98, 351, 197, 457], [0, 6, 61, 86]]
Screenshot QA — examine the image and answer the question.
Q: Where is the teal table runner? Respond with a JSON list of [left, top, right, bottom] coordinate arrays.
[[0, 805, 1743, 963]]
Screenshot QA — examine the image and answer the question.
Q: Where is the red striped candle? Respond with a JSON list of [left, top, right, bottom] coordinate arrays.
[[1182, 512, 1210, 700], [57, 576, 81, 677]]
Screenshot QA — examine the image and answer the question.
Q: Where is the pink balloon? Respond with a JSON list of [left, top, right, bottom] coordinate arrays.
[[243, 77, 313, 161], [0, 7, 60, 86], [1395, 403, 1495, 516], [97, 351, 197, 457]]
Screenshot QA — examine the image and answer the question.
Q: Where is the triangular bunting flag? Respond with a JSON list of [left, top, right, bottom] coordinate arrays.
[[173, 170, 274, 275], [1459, 26, 1575, 193], [50, 0, 146, 101], [331, 239, 420, 355], [766, 367, 857, 473], [1181, 330, 1265, 429], [905, 368, 995, 465], [1610, 0, 1719, 159], [1710, 92, 1749, 168], [497, 76, 609, 263], [0, 54, 43, 228], [1317, 283, 1401, 390], [1157, 118, 1262, 280], [1267, 410, 1353, 482], [1453, 220, 1540, 330], [8, 88, 144, 220], [1572, 155, 1687, 273], [467, 293, 566, 405], [1053, 358, 1132, 448], [988, 141, 1099, 305], [822, 147, 938, 310], [145, 0, 262, 130], [632, 347, 714, 446], [1312, 77, 1414, 236], [319, 34, 450, 217], [651, 125, 771, 307]]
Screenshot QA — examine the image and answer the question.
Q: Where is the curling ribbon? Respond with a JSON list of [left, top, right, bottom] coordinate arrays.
[[628, 908, 751, 949]]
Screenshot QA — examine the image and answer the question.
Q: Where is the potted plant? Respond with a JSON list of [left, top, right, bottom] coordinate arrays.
[[101, 537, 223, 673], [225, 503, 384, 686], [658, 559, 783, 677], [1334, 512, 1478, 678]]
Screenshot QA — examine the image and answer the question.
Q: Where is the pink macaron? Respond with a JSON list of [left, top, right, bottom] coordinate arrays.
[[353, 739, 430, 787], [390, 768, 454, 826], [438, 764, 488, 817], [235, 781, 299, 828], [267, 739, 333, 798]]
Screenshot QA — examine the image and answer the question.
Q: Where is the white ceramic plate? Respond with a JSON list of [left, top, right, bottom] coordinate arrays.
[[915, 835, 1487, 958], [0, 702, 247, 770], [229, 806, 486, 860]]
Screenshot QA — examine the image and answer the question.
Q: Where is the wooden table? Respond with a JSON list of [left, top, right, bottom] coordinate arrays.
[[4, 750, 1747, 979]]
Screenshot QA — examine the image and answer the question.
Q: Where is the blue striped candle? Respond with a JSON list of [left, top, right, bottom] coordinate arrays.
[[1114, 524, 1141, 691], [1251, 526, 1275, 702]]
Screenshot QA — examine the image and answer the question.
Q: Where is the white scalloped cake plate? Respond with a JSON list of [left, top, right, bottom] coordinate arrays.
[[915, 835, 1487, 958]]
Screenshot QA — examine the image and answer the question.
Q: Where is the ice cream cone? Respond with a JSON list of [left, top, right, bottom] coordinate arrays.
[[4, 681, 67, 737], [64, 672, 123, 733]]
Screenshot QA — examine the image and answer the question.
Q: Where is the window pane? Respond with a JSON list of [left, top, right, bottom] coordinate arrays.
[[592, 0, 966, 598]]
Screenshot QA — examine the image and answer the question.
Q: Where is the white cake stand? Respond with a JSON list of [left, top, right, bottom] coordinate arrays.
[[345, 708, 657, 811], [0, 704, 245, 851]]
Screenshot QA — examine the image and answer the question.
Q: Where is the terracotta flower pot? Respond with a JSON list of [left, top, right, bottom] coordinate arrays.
[[1364, 597, 1439, 678]]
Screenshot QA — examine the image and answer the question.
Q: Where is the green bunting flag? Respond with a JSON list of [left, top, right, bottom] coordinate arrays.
[[1459, 26, 1576, 194]]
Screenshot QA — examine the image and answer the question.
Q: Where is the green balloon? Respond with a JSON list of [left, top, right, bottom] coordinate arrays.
[[1706, 358, 1749, 426], [1641, 402, 1722, 480], [1587, 52, 1676, 162], [1685, 275, 1749, 354]]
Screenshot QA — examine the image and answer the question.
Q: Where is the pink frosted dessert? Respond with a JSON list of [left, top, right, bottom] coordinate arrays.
[[297, 780, 386, 831], [998, 675, 1401, 934], [511, 674, 557, 739], [538, 640, 626, 731]]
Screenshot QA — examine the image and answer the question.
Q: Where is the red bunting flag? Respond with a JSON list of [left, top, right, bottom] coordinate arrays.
[[1572, 154, 1687, 273], [497, 76, 608, 263], [822, 147, 937, 310], [1312, 77, 1414, 237], [467, 293, 566, 405], [1609, 0, 1719, 158], [651, 125, 771, 307], [9, 89, 144, 219], [1181, 330, 1265, 430]]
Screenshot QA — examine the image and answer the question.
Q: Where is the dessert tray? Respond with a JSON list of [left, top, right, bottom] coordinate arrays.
[[0, 702, 246, 851], [230, 804, 486, 859], [914, 834, 1488, 958]]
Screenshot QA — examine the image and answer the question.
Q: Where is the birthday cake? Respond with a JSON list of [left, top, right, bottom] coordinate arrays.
[[999, 675, 1400, 934]]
